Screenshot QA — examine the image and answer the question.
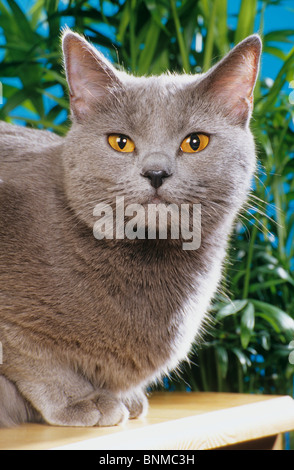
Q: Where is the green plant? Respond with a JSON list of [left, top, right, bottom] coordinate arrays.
[[0, 0, 293, 397]]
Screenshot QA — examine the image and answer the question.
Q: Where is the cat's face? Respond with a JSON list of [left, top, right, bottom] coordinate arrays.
[[62, 30, 261, 239]]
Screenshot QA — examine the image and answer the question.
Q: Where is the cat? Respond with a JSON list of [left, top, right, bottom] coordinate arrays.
[[0, 29, 261, 427]]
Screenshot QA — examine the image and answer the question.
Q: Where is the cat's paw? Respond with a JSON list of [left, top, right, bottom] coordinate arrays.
[[45, 391, 129, 427], [91, 391, 129, 426], [122, 390, 148, 419], [47, 399, 101, 427]]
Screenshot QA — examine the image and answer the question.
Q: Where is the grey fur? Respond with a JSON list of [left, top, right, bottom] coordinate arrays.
[[0, 31, 261, 427]]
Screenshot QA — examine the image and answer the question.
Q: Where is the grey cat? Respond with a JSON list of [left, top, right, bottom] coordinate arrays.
[[0, 29, 261, 427]]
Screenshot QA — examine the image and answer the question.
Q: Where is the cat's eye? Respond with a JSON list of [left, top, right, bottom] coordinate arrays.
[[108, 134, 135, 153], [180, 133, 209, 153]]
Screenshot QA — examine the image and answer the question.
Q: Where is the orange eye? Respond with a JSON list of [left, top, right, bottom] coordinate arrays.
[[180, 133, 209, 153], [108, 134, 135, 153]]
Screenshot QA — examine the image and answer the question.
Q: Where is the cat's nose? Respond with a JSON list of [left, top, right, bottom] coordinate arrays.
[[142, 170, 171, 189]]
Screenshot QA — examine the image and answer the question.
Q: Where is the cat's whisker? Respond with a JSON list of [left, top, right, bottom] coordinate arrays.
[[253, 174, 270, 193], [244, 201, 273, 217], [246, 200, 270, 217], [248, 193, 282, 216], [238, 212, 275, 238], [248, 193, 267, 204], [235, 217, 251, 240], [244, 197, 281, 229]]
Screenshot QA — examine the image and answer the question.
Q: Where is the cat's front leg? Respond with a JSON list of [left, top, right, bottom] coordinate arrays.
[[22, 385, 129, 427], [121, 388, 148, 419], [14, 364, 129, 427]]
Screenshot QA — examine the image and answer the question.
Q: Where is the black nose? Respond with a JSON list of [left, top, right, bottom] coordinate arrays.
[[142, 170, 171, 189]]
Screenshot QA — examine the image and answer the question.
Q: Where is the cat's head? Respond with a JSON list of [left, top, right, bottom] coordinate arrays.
[[61, 28, 261, 243]]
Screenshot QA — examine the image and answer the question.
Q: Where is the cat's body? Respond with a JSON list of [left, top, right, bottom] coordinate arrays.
[[0, 31, 261, 427]]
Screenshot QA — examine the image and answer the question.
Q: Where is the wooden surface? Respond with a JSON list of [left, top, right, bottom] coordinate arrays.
[[0, 392, 294, 450]]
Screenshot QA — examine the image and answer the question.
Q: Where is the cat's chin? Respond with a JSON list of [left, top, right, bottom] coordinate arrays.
[[148, 195, 164, 205], [146, 195, 171, 205]]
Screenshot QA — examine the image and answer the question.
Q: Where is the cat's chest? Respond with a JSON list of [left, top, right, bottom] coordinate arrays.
[[60, 251, 220, 390]]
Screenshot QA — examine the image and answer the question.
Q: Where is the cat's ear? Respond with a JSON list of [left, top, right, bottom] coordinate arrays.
[[198, 35, 262, 126], [62, 28, 122, 120]]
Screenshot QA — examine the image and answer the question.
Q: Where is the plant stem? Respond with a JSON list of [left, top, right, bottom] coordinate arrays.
[[170, 0, 190, 73], [129, 0, 137, 72], [198, 350, 210, 391], [215, 349, 223, 392], [243, 224, 258, 300], [237, 363, 244, 392], [234, 0, 257, 44], [203, 0, 218, 72]]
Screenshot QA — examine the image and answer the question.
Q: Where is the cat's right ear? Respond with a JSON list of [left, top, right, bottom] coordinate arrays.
[[62, 29, 122, 120], [197, 35, 262, 126]]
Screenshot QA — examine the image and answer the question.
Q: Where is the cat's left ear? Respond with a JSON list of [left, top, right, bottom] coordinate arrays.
[[62, 28, 122, 120], [198, 35, 262, 126]]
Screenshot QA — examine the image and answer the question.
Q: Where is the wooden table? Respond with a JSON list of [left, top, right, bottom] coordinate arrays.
[[0, 392, 294, 450]]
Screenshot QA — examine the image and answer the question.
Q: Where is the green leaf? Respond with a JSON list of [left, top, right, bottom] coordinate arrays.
[[260, 331, 271, 351], [6, 0, 36, 43], [138, 19, 161, 74], [264, 30, 294, 44], [144, 0, 170, 35], [263, 45, 287, 61], [42, 69, 67, 86], [232, 348, 251, 373], [234, 0, 257, 44], [169, 0, 190, 72], [215, 0, 229, 55], [10, 115, 68, 133], [37, 89, 68, 110], [252, 300, 294, 342], [0, 1, 10, 15], [215, 346, 228, 379], [240, 302, 255, 348], [202, 0, 218, 71], [149, 48, 170, 73], [249, 278, 290, 293], [216, 299, 248, 320], [260, 45, 294, 114], [29, 0, 46, 30], [0, 87, 30, 117]]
